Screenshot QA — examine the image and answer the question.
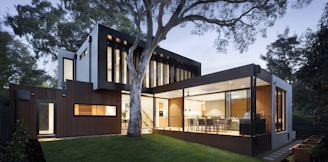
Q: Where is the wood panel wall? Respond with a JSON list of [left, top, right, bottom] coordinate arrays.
[[256, 85, 272, 132], [9, 80, 121, 139], [169, 97, 182, 127], [231, 98, 248, 119]]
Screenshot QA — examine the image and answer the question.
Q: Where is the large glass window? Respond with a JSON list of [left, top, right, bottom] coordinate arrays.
[[176, 68, 181, 82], [38, 102, 55, 135], [163, 63, 169, 85], [150, 60, 157, 87], [141, 96, 154, 128], [185, 70, 189, 80], [121, 94, 154, 128], [180, 69, 184, 81], [156, 98, 169, 127], [114, 49, 120, 83], [170, 65, 175, 83], [74, 104, 116, 116], [107, 47, 112, 82], [122, 51, 127, 84], [63, 58, 74, 81], [157, 62, 163, 86], [275, 87, 286, 132], [143, 66, 150, 88]]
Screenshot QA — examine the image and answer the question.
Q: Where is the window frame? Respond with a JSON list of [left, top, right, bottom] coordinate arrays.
[[37, 100, 56, 135], [275, 87, 286, 132], [73, 103, 117, 117], [63, 57, 74, 82]]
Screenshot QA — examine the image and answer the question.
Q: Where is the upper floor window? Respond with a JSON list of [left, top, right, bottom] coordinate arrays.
[[114, 49, 120, 83], [163, 63, 169, 85], [107, 47, 112, 82], [105, 36, 199, 87], [150, 60, 157, 88], [63, 58, 74, 81], [122, 51, 128, 84], [157, 62, 163, 86], [143, 66, 150, 88]]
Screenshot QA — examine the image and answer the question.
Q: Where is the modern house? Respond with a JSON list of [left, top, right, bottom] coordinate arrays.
[[8, 24, 294, 156]]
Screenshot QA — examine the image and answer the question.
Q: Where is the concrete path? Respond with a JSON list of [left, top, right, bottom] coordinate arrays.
[[258, 140, 302, 162]]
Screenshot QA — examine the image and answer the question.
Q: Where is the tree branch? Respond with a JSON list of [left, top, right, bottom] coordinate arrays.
[[180, 1, 263, 27], [181, 0, 256, 17], [143, 0, 153, 42], [157, 0, 171, 32]]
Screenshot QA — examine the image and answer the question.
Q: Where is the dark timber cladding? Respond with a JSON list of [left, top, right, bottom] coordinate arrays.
[[9, 80, 121, 139]]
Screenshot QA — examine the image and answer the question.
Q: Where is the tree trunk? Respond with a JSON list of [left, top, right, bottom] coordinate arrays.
[[127, 78, 142, 137]]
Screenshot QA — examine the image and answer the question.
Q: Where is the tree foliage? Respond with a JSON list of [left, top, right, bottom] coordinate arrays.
[[297, 3, 328, 122], [0, 28, 51, 96], [262, 2, 328, 122], [6, 0, 136, 60], [261, 28, 302, 83]]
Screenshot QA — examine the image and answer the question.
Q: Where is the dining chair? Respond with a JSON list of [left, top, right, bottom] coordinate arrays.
[[198, 119, 206, 132], [205, 119, 216, 132], [224, 119, 232, 131]]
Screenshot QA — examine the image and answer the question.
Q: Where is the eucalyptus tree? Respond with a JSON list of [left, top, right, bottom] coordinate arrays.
[[117, 0, 312, 137]]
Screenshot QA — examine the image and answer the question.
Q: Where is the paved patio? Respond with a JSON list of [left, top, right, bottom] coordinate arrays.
[[258, 139, 302, 162]]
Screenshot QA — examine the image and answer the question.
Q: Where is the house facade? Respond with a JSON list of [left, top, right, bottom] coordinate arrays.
[[8, 24, 294, 156]]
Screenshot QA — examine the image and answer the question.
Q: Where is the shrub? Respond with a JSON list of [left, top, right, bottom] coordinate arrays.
[[3, 120, 29, 162]]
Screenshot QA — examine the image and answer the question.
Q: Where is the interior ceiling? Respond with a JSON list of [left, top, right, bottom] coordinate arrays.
[[155, 77, 270, 101]]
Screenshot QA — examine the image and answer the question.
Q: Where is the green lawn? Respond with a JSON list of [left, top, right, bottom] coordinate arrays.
[[41, 133, 263, 162]]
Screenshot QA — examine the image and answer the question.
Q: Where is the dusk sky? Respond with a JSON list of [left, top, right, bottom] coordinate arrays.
[[1, 1, 326, 75]]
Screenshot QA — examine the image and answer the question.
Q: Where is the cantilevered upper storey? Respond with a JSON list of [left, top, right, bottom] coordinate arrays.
[[58, 24, 201, 91]]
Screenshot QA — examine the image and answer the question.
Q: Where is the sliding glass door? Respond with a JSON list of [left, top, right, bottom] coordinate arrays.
[[38, 102, 55, 135]]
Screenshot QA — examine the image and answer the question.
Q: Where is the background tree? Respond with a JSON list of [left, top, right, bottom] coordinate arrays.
[[0, 28, 51, 96], [117, 0, 312, 137], [297, 3, 328, 122], [260, 28, 311, 112], [260, 28, 302, 83], [6, 0, 136, 60], [261, 2, 328, 122]]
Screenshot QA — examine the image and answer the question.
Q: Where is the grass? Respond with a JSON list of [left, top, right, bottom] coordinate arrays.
[[41, 134, 263, 162]]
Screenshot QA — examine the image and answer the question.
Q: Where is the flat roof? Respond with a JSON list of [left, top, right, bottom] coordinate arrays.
[[152, 64, 271, 97]]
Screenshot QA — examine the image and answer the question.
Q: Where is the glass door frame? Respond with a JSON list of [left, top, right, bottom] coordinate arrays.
[[37, 100, 56, 136]]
